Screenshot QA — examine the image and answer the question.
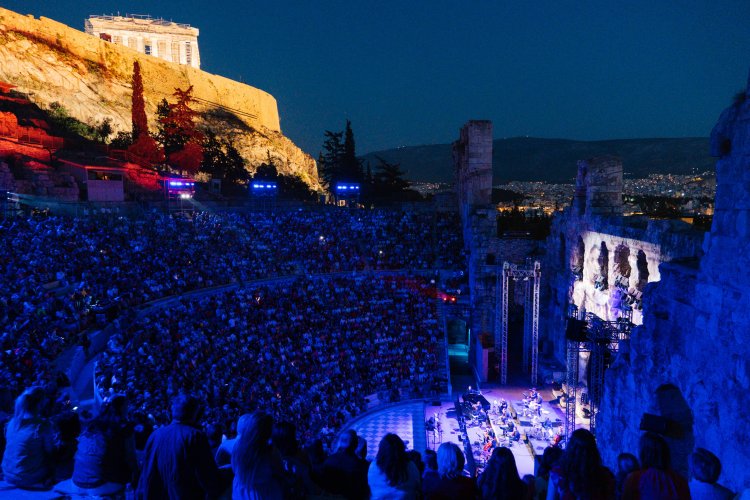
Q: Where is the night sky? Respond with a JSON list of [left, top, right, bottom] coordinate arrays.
[[5, 1, 750, 156]]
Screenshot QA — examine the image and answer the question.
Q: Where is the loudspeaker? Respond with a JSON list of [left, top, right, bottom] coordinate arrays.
[[639, 413, 671, 434], [566, 318, 588, 341]]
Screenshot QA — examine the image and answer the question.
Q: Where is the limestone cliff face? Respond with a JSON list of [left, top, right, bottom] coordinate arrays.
[[0, 7, 319, 189]]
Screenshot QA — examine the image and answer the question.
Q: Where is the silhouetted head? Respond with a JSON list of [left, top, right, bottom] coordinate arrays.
[[617, 452, 640, 476], [639, 432, 671, 471], [424, 449, 438, 471], [272, 420, 299, 457], [376, 433, 409, 486], [171, 394, 202, 424], [560, 428, 604, 496], [689, 448, 722, 484], [437, 442, 465, 478], [232, 411, 274, 486], [236, 413, 253, 437], [14, 386, 47, 419], [478, 446, 522, 498], [539, 446, 563, 476], [336, 429, 358, 454]]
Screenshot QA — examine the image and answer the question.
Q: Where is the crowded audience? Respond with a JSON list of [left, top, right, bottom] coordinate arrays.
[[0, 208, 463, 401], [0, 206, 739, 498]]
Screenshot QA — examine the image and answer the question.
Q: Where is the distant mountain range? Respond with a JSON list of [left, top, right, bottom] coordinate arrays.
[[361, 137, 714, 184]]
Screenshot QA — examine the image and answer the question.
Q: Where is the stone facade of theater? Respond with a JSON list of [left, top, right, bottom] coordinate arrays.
[[539, 155, 705, 363], [454, 120, 542, 381], [85, 15, 201, 69], [593, 76, 750, 493]]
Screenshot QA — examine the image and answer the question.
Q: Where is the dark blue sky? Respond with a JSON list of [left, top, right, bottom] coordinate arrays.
[[6, 1, 750, 156]]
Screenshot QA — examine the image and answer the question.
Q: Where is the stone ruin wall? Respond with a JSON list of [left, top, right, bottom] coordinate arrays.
[[540, 156, 704, 363], [453, 121, 497, 380], [453, 120, 544, 381], [594, 74, 750, 493]]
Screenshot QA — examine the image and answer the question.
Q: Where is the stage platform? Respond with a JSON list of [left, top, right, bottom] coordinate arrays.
[[342, 385, 565, 477]]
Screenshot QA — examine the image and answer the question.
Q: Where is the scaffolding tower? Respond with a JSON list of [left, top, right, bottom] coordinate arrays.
[[496, 261, 541, 385], [564, 310, 633, 443]]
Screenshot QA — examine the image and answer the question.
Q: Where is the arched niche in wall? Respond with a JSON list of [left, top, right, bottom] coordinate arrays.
[[653, 383, 695, 477], [572, 236, 585, 279], [636, 250, 649, 291], [614, 244, 631, 288], [597, 242, 609, 290]]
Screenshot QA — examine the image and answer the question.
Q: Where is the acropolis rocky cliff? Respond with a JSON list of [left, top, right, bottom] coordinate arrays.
[[0, 7, 319, 188]]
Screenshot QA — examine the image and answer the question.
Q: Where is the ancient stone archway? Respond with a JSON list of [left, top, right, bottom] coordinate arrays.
[[614, 244, 631, 288], [572, 236, 585, 276], [598, 242, 609, 290], [636, 250, 649, 291], [654, 384, 695, 477]]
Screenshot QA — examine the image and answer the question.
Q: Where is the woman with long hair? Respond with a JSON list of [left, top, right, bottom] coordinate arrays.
[[231, 411, 284, 499], [423, 441, 477, 499], [478, 446, 527, 499], [547, 428, 614, 499], [1, 386, 57, 489], [622, 432, 689, 499], [368, 433, 421, 499], [72, 394, 136, 494]]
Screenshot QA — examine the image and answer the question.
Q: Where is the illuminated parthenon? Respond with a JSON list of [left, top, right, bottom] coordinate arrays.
[[85, 14, 201, 69]]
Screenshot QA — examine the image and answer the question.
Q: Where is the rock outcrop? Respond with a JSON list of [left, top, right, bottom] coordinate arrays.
[[0, 7, 319, 189]]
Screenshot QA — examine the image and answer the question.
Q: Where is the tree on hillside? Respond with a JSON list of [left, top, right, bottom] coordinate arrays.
[[95, 118, 113, 144], [251, 154, 316, 201], [127, 61, 163, 167], [157, 86, 204, 176], [319, 130, 344, 186], [131, 61, 147, 139], [374, 156, 410, 193], [200, 128, 247, 190], [341, 120, 363, 182]]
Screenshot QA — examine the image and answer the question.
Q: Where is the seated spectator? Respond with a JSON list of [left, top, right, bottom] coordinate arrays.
[[356, 436, 368, 462], [368, 433, 421, 499], [273, 420, 320, 497], [547, 428, 614, 499], [1, 386, 57, 490], [523, 474, 536, 499], [321, 429, 369, 499], [615, 453, 639, 500], [422, 449, 439, 483], [478, 446, 526, 500], [688, 447, 733, 500], [71, 395, 136, 495], [534, 446, 562, 500], [137, 394, 223, 499], [423, 441, 477, 499], [231, 411, 285, 499], [215, 413, 252, 468], [623, 432, 690, 500]]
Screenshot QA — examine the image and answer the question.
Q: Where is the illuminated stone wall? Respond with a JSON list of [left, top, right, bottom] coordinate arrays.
[[595, 72, 750, 494], [85, 15, 201, 69]]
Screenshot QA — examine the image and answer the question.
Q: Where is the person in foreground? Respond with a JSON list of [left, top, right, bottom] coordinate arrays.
[[1, 387, 57, 490], [137, 394, 222, 499], [478, 446, 527, 499], [231, 411, 284, 499], [368, 433, 421, 499], [622, 432, 690, 500], [423, 441, 477, 499], [547, 428, 614, 499]]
